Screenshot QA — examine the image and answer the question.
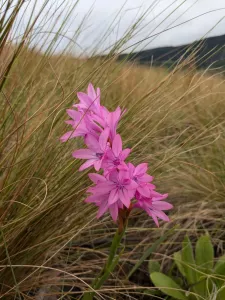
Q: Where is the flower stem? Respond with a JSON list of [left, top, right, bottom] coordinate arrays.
[[82, 228, 126, 300]]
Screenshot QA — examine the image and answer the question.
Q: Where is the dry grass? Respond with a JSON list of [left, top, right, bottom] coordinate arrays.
[[1, 47, 225, 298]]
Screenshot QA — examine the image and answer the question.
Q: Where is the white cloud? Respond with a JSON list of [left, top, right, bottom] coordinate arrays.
[[17, 0, 225, 55]]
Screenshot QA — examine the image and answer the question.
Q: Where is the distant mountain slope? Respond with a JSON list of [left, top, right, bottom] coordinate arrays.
[[118, 34, 225, 69]]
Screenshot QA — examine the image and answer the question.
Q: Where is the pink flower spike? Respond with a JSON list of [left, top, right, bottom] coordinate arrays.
[[60, 83, 172, 225], [73, 127, 110, 171]]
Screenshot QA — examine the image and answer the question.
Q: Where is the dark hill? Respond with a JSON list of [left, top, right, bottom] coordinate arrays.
[[118, 34, 225, 69]]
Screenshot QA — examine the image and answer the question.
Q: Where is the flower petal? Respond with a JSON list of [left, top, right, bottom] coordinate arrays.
[[152, 201, 173, 211], [85, 134, 101, 152], [150, 212, 159, 227], [137, 185, 150, 197], [88, 173, 106, 184], [87, 83, 96, 99], [85, 195, 100, 203], [94, 159, 102, 171], [152, 209, 170, 222], [77, 92, 92, 106], [72, 149, 95, 159], [60, 131, 73, 142], [97, 201, 108, 219], [66, 109, 80, 120], [140, 174, 154, 183], [109, 203, 118, 221], [120, 148, 131, 161], [109, 170, 119, 183], [108, 189, 119, 205], [152, 192, 168, 201], [112, 134, 122, 157], [134, 163, 148, 175], [79, 159, 96, 171], [128, 180, 139, 189], [99, 127, 110, 151], [93, 182, 114, 195], [119, 189, 130, 208]]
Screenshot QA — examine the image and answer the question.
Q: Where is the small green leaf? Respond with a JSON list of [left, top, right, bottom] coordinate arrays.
[[171, 275, 184, 287], [174, 251, 186, 277], [215, 254, 225, 273], [148, 260, 160, 274], [217, 285, 225, 300], [182, 236, 197, 285], [150, 272, 187, 300], [195, 235, 214, 270], [214, 254, 225, 288]]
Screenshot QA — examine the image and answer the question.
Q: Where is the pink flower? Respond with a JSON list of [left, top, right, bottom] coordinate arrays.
[[87, 83, 100, 106], [103, 134, 131, 172], [86, 169, 138, 220], [60, 83, 172, 224], [74, 83, 101, 115], [91, 106, 125, 140], [60, 109, 101, 142], [134, 191, 173, 227], [73, 128, 110, 171], [86, 173, 123, 221], [127, 163, 155, 197], [106, 107, 125, 140]]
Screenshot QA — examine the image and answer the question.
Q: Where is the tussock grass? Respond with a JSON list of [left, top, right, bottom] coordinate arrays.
[[1, 1, 225, 299], [1, 51, 225, 298]]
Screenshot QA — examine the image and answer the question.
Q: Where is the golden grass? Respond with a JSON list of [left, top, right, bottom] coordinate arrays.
[[0, 43, 225, 298]]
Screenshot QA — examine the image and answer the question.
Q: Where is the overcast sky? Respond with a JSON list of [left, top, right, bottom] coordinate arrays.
[[19, 0, 225, 55]]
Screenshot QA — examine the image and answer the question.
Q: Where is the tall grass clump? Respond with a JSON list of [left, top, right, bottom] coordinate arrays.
[[0, 0, 225, 298]]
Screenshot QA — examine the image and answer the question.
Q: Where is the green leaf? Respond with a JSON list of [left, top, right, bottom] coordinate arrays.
[[214, 254, 225, 288], [171, 275, 184, 287], [174, 251, 186, 277], [217, 285, 225, 300], [148, 260, 160, 274], [195, 235, 214, 270], [150, 272, 187, 300], [182, 236, 197, 285], [215, 254, 225, 273]]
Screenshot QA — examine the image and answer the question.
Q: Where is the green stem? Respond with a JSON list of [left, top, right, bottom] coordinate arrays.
[[82, 228, 126, 300]]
